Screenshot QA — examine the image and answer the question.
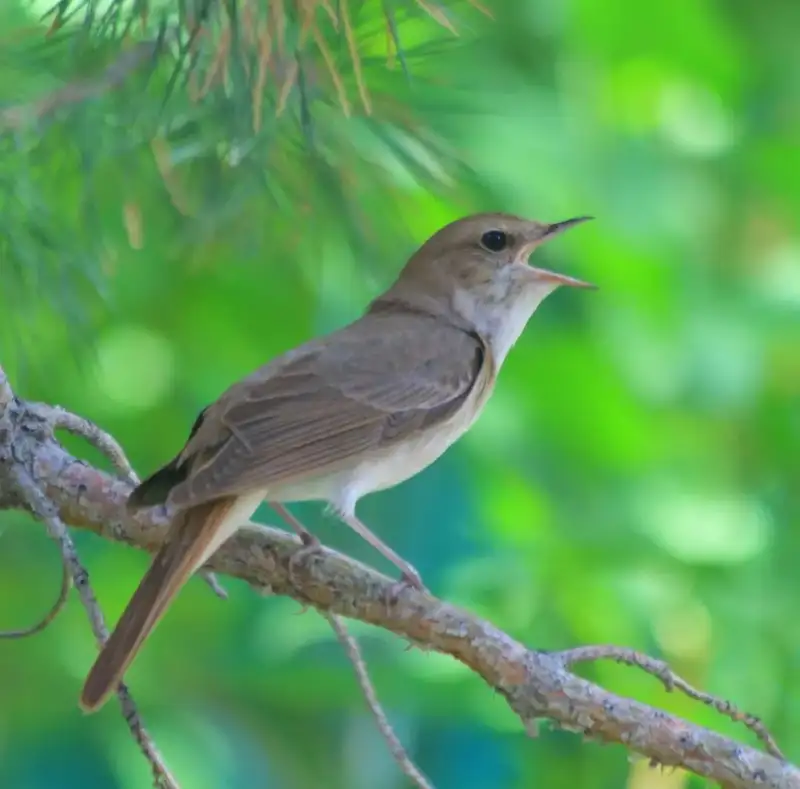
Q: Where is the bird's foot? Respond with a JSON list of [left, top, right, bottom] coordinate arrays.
[[385, 567, 428, 605], [288, 533, 324, 595]]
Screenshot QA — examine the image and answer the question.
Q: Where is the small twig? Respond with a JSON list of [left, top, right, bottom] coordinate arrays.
[[272, 503, 432, 786], [555, 645, 784, 760], [7, 463, 180, 789], [325, 613, 434, 789], [0, 559, 71, 639], [46, 406, 139, 484], [0, 373, 178, 786], [200, 569, 228, 599]]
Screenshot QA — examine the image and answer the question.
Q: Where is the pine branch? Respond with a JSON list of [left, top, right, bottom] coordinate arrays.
[[3, 0, 480, 336], [1, 365, 797, 789]]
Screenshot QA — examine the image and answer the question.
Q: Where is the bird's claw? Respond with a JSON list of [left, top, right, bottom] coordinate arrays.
[[288, 535, 323, 592], [385, 568, 428, 605]]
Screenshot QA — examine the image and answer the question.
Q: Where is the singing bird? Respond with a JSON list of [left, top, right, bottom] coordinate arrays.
[[80, 212, 594, 712]]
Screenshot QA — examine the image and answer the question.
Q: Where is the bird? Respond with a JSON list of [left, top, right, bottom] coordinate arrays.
[[79, 211, 594, 712]]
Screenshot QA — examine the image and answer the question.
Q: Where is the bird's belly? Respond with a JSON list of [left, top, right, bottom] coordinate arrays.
[[352, 430, 461, 494], [269, 411, 478, 509], [336, 406, 482, 507]]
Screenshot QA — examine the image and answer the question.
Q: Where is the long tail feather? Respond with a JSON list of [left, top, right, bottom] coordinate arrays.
[[79, 497, 239, 712]]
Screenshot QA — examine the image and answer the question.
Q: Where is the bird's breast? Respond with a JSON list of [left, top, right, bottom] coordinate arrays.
[[335, 373, 494, 508], [269, 357, 495, 513], [353, 421, 467, 492]]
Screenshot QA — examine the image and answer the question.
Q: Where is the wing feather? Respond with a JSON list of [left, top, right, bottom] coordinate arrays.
[[168, 313, 487, 508]]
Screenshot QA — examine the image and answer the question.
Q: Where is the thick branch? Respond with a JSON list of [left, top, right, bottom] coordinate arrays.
[[1, 390, 797, 789]]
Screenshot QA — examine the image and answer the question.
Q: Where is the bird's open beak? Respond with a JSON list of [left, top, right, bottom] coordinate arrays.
[[529, 268, 596, 289], [542, 215, 594, 239], [527, 216, 596, 288]]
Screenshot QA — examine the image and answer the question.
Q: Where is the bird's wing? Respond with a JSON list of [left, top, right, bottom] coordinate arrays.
[[147, 314, 488, 509]]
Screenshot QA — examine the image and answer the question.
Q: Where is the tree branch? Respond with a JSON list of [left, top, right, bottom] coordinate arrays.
[[1, 367, 798, 789], [0, 369, 179, 789], [45, 401, 227, 605], [325, 612, 434, 789]]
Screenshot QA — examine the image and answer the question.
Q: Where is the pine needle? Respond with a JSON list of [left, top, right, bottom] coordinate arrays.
[[413, 0, 458, 35], [313, 26, 352, 116], [340, 0, 372, 114], [252, 25, 272, 131]]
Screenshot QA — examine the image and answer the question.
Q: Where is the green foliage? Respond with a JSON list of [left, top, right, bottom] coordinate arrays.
[[2, 0, 800, 787], [1, 0, 482, 352]]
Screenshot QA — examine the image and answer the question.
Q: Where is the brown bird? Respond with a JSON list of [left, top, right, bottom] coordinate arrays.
[[79, 212, 594, 712]]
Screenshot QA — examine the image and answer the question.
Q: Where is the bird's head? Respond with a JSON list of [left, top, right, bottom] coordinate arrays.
[[388, 212, 595, 362]]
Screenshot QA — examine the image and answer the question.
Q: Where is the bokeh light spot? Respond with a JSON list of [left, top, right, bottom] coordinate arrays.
[[93, 325, 175, 413], [653, 599, 712, 660], [755, 245, 800, 308], [659, 82, 736, 156], [637, 487, 771, 564]]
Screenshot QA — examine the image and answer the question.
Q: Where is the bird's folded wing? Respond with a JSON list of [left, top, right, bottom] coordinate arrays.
[[168, 315, 488, 508]]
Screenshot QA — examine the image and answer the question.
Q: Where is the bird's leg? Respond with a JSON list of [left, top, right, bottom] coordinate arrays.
[[337, 511, 427, 594], [270, 503, 323, 593], [271, 502, 318, 546]]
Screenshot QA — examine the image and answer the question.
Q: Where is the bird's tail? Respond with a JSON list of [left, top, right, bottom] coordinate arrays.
[[79, 497, 239, 713]]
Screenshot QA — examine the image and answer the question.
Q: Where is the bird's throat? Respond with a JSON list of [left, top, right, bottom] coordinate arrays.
[[451, 282, 552, 365]]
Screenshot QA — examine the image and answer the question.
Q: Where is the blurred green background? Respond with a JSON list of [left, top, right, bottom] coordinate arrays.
[[1, 0, 799, 787]]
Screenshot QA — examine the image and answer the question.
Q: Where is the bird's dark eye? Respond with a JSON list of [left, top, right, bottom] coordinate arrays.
[[480, 230, 508, 252]]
